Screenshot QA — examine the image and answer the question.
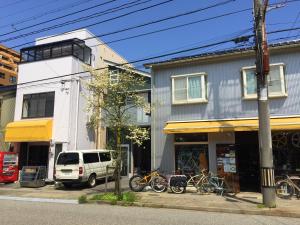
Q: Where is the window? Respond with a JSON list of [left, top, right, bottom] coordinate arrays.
[[22, 92, 55, 118], [57, 153, 79, 165], [0, 72, 5, 79], [9, 76, 17, 83], [83, 153, 99, 163], [20, 39, 91, 65], [99, 152, 111, 162], [242, 63, 287, 99], [172, 73, 207, 104], [109, 70, 119, 85]]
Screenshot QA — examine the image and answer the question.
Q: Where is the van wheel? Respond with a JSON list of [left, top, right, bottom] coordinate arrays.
[[62, 183, 73, 188], [87, 174, 97, 188]]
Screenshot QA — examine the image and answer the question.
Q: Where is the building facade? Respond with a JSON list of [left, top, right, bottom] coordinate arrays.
[[146, 40, 300, 191], [0, 45, 19, 86], [5, 29, 128, 180], [0, 85, 16, 151]]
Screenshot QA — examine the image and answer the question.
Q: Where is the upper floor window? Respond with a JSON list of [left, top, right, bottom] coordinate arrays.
[[9, 76, 16, 83], [22, 92, 55, 119], [109, 70, 119, 85], [0, 72, 5, 79], [20, 39, 91, 65], [242, 63, 287, 99], [172, 73, 207, 104]]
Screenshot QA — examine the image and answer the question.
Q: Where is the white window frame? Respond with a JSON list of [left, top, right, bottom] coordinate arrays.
[[171, 73, 207, 105], [241, 63, 287, 99], [109, 70, 119, 85]]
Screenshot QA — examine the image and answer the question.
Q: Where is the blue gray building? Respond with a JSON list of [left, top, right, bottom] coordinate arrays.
[[145, 40, 300, 191]]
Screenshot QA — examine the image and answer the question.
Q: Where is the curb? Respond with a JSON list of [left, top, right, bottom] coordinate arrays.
[[90, 200, 300, 218]]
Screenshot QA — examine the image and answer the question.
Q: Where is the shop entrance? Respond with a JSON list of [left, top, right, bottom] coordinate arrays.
[[18, 142, 49, 170], [235, 132, 260, 192]]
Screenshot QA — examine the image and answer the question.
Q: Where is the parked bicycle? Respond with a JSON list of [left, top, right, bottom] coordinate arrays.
[[198, 172, 237, 197], [129, 169, 168, 193], [169, 169, 208, 194], [275, 174, 300, 199]]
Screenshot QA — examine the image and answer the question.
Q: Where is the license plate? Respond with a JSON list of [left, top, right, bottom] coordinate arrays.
[[62, 170, 72, 173]]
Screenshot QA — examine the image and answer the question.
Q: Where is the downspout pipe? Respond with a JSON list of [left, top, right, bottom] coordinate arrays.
[[74, 78, 81, 150]]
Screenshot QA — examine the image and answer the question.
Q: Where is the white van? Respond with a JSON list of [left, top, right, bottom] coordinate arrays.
[[54, 149, 116, 188]]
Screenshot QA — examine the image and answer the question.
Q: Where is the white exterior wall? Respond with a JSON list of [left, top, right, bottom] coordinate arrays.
[[14, 29, 129, 180]]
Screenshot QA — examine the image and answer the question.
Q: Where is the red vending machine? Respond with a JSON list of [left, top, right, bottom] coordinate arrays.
[[0, 152, 19, 183]]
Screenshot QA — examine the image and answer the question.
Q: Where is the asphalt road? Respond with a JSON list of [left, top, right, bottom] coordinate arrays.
[[0, 199, 299, 225]]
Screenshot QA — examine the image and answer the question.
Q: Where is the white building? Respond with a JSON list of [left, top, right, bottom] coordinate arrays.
[[5, 29, 128, 180]]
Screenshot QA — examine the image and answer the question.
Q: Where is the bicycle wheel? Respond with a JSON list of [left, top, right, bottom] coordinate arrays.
[[198, 181, 215, 193], [170, 181, 186, 194], [151, 175, 168, 193], [275, 180, 295, 199], [129, 175, 147, 192]]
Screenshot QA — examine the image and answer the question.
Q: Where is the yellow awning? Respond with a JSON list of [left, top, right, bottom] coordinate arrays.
[[164, 117, 300, 134], [5, 119, 53, 142]]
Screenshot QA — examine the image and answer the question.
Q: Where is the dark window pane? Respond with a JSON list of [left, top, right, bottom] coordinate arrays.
[[83, 153, 99, 163], [57, 153, 79, 165], [61, 44, 72, 56], [27, 50, 35, 62], [99, 152, 111, 162], [43, 48, 51, 59], [84, 47, 91, 64], [73, 44, 83, 60], [36, 49, 43, 60], [52, 46, 61, 58], [22, 92, 55, 118]]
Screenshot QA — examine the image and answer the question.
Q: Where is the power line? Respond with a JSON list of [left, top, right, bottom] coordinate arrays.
[[0, 0, 173, 44], [8, 0, 236, 48], [13, 26, 300, 88], [0, 0, 27, 9], [89, 8, 252, 48], [0, 0, 96, 29], [0, 0, 118, 37]]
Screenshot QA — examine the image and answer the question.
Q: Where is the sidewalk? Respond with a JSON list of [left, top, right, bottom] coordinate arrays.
[[134, 190, 300, 218], [1, 181, 299, 218]]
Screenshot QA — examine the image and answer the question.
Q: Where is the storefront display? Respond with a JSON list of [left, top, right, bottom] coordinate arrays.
[[216, 144, 239, 192]]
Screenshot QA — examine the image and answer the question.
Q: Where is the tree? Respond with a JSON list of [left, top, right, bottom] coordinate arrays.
[[85, 66, 150, 198]]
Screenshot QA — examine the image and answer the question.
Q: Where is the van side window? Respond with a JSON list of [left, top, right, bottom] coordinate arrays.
[[83, 153, 99, 163], [99, 152, 111, 162]]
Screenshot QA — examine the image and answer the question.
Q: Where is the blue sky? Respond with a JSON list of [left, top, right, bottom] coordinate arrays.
[[0, 0, 299, 69]]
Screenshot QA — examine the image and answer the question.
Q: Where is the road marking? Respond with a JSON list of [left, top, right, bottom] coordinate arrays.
[[0, 196, 78, 204]]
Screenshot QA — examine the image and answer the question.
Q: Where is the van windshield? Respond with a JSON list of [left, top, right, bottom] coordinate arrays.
[[57, 153, 79, 165]]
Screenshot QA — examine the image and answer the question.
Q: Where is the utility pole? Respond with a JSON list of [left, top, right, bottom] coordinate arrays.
[[253, 0, 276, 207]]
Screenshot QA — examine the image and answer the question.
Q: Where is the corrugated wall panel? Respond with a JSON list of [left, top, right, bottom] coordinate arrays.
[[152, 51, 300, 172]]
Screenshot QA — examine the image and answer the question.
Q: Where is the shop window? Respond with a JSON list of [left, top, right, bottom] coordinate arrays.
[[272, 131, 300, 174], [83, 153, 99, 163], [242, 63, 287, 99], [175, 144, 208, 174], [99, 152, 111, 162], [22, 92, 55, 118], [172, 73, 207, 104]]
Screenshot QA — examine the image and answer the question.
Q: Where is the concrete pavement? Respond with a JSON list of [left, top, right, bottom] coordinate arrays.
[[1, 199, 300, 225], [1, 179, 300, 218]]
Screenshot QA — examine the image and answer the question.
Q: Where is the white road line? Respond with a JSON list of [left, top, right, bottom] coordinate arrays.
[[0, 196, 78, 204]]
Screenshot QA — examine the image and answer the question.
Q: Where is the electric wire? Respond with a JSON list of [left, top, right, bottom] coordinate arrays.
[[0, 0, 118, 37], [0, 0, 96, 28], [7, 0, 237, 48], [0, 0, 176, 43], [12, 26, 300, 88]]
